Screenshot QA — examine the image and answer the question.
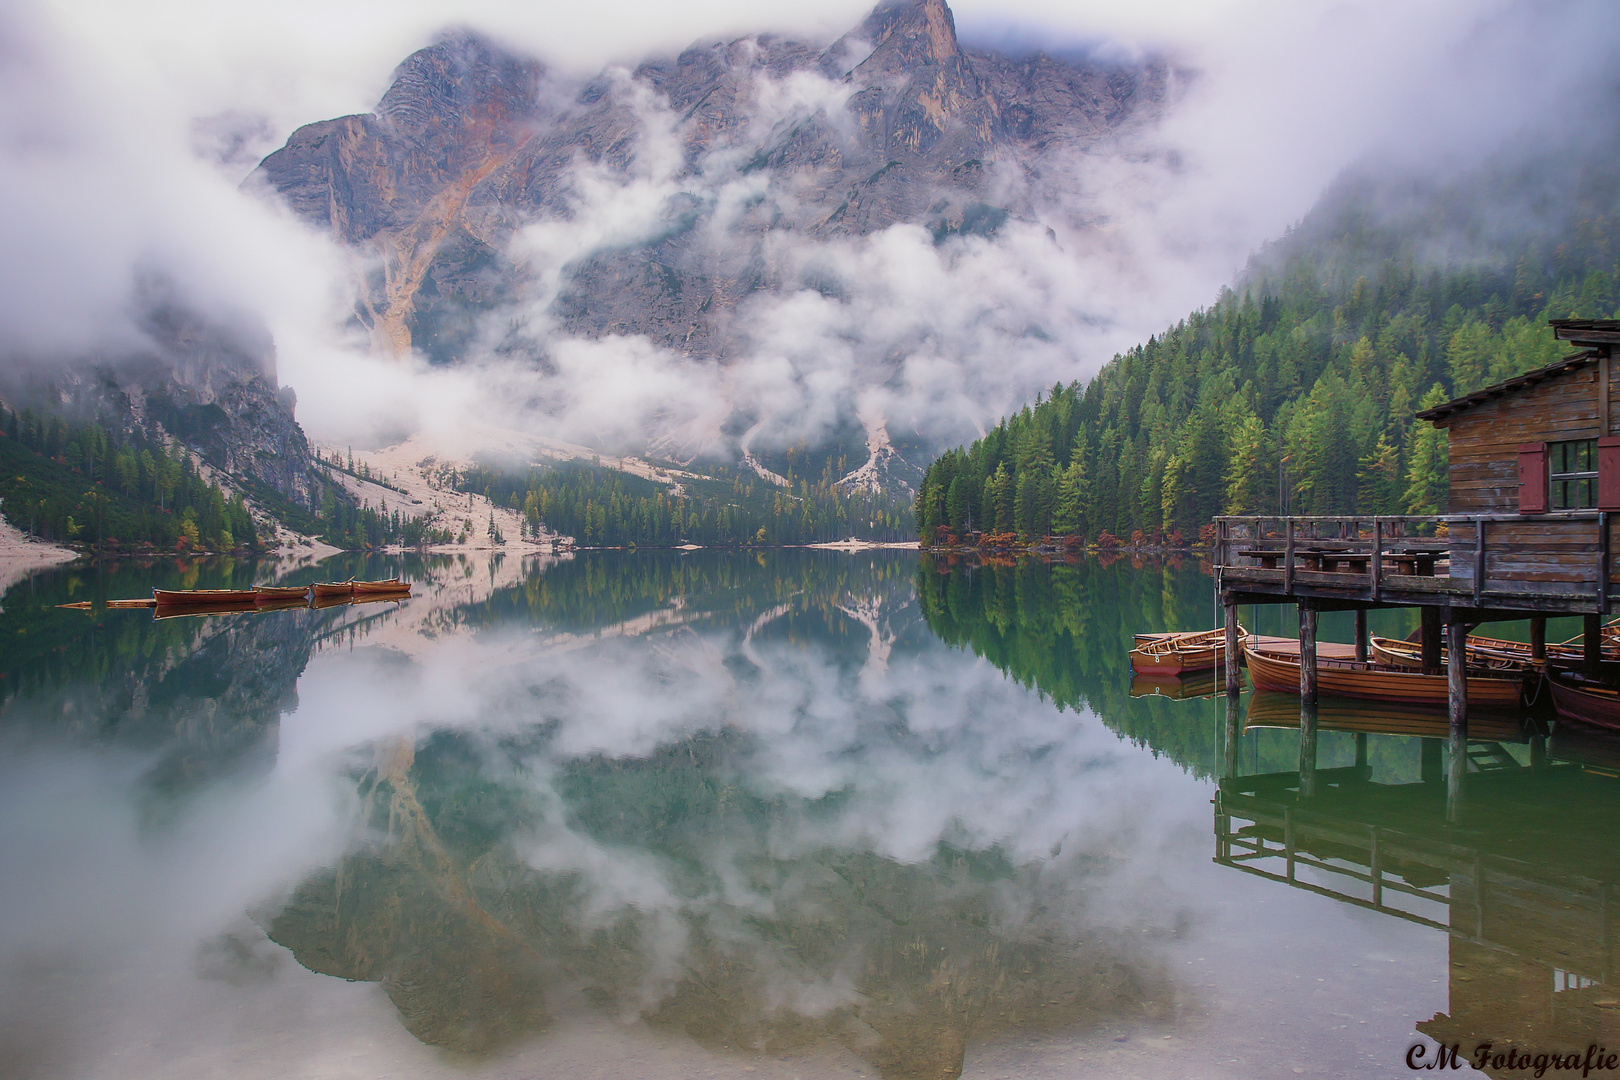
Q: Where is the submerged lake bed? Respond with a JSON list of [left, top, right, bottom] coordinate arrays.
[[0, 550, 1607, 1078]]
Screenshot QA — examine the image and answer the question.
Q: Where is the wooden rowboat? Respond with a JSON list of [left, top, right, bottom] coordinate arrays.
[[1549, 670, 1620, 733], [1369, 636, 1536, 675], [311, 581, 355, 597], [1375, 632, 1616, 672], [351, 577, 410, 595], [253, 585, 311, 602], [1243, 640, 1523, 709], [1130, 625, 1246, 678], [152, 588, 258, 605]]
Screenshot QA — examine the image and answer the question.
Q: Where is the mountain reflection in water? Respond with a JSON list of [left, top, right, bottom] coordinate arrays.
[[7, 549, 1618, 1078]]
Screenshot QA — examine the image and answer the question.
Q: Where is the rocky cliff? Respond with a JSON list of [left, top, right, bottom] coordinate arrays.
[[255, 0, 1171, 485], [0, 275, 326, 519]]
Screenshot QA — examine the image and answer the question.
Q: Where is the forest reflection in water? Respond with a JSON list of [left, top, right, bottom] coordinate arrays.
[[2, 548, 1615, 1078], [932, 552, 1620, 1078]]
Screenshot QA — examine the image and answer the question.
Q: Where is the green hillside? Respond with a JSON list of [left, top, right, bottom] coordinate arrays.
[[916, 163, 1620, 545]]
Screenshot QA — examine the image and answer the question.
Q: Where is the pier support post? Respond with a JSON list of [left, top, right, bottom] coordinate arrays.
[[1298, 701, 1318, 798], [1421, 607, 1442, 674], [1224, 601, 1242, 697], [1586, 613, 1604, 674], [1298, 603, 1318, 705], [1355, 609, 1369, 663], [1530, 617, 1546, 663], [1446, 621, 1469, 823]]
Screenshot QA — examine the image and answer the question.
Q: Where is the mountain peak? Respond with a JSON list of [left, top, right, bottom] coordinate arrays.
[[831, 0, 965, 80], [376, 30, 544, 140]]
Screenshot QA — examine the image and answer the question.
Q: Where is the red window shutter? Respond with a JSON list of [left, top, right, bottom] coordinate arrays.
[[1518, 443, 1547, 514], [1600, 437, 1620, 510]]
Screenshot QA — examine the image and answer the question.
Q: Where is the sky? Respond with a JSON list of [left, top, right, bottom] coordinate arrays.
[[2, 0, 1617, 455]]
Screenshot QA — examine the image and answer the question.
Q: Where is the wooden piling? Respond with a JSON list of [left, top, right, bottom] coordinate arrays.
[[1421, 607, 1442, 674], [1530, 617, 1546, 663], [1298, 604, 1318, 705], [1586, 613, 1604, 673], [1224, 602, 1242, 697], [1354, 609, 1368, 663]]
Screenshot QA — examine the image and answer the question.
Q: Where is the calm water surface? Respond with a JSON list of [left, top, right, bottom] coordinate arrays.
[[0, 550, 1612, 1079]]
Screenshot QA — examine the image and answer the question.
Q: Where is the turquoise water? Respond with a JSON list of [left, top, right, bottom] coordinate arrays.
[[0, 550, 1610, 1079]]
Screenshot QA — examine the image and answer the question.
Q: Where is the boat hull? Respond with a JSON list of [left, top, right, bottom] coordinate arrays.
[[152, 588, 258, 605], [1244, 643, 1523, 708], [253, 585, 310, 602], [352, 578, 410, 595], [1549, 675, 1620, 732], [312, 582, 355, 597], [1129, 626, 1240, 678]]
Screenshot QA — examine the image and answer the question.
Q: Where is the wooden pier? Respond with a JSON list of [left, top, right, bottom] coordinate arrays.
[[1212, 319, 1620, 819]]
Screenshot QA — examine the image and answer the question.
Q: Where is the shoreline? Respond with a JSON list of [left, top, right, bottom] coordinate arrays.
[[0, 519, 80, 597]]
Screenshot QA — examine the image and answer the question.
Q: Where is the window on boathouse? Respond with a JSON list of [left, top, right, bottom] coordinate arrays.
[[1550, 438, 1598, 509]]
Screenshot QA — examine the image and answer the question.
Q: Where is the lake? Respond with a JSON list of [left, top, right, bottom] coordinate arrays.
[[0, 549, 1612, 1079]]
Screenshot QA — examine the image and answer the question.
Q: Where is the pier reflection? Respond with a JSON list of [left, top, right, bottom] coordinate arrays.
[[1217, 696, 1620, 1074]]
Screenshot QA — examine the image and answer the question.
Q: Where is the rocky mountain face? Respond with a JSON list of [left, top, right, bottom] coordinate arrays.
[[256, 0, 1170, 486], [0, 277, 325, 516]]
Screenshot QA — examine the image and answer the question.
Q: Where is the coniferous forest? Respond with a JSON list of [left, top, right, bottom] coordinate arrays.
[[456, 459, 912, 547], [915, 169, 1620, 546], [0, 405, 258, 551]]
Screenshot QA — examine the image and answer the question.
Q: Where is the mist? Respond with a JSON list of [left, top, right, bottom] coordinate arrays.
[[3, 0, 1617, 460]]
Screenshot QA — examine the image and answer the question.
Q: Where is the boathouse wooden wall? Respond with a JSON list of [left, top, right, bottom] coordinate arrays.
[[1425, 352, 1620, 597], [1431, 359, 1609, 514]]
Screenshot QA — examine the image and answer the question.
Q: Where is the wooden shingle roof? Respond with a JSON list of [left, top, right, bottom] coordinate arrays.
[[1551, 319, 1620, 345], [1414, 349, 1600, 423]]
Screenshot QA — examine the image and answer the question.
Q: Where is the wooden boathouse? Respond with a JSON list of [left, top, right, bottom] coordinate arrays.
[[1214, 319, 1620, 811]]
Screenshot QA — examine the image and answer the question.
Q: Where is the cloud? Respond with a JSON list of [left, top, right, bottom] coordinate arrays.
[[2, 0, 1617, 462]]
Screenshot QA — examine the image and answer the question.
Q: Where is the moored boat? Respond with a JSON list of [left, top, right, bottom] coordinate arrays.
[[1130, 626, 1239, 678], [1130, 625, 1273, 677], [1243, 639, 1523, 708], [1369, 636, 1535, 675], [152, 597, 259, 619], [311, 581, 356, 597], [152, 588, 258, 605], [351, 577, 411, 595], [253, 585, 311, 602], [1548, 670, 1620, 732], [1373, 631, 1615, 672]]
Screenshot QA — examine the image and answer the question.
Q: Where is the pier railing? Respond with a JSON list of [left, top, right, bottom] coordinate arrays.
[[1214, 512, 1617, 613]]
